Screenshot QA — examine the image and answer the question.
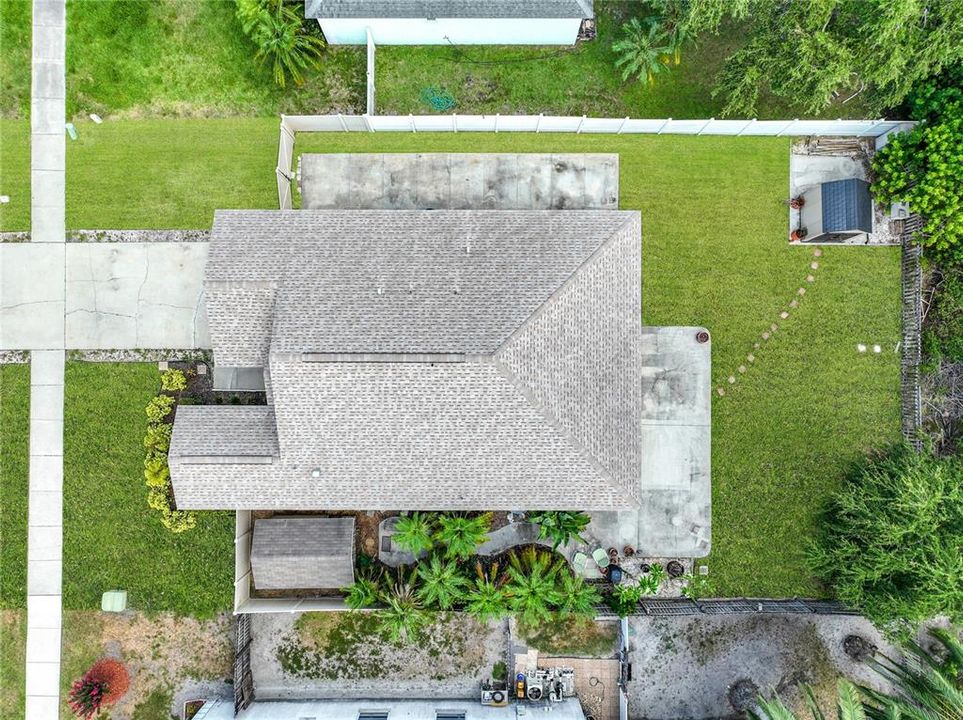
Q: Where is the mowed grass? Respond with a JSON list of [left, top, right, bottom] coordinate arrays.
[[63, 362, 234, 616], [0, 0, 364, 120], [0, 364, 29, 609], [0, 119, 900, 596]]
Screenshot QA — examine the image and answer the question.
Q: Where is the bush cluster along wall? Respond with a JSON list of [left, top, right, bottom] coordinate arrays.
[[143, 369, 195, 533]]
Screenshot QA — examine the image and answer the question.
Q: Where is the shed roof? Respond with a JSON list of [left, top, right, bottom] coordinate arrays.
[[250, 516, 355, 590], [305, 0, 593, 19], [821, 178, 873, 233]]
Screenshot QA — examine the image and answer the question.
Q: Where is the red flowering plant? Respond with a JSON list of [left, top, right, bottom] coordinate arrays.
[[67, 658, 130, 718]]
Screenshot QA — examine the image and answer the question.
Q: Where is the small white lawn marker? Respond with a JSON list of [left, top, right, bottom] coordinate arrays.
[[0, 195, 8, 204], [873, 344, 882, 354], [89, 113, 103, 124], [857, 344, 867, 353], [65, 122, 77, 140]]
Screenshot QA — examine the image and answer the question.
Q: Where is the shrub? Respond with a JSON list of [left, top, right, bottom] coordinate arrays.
[[872, 97, 963, 263], [342, 576, 379, 610], [160, 507, 196, 533], [375, 570, 428, 642], [392, 511, 435, 556], [554, 571, 602, 617], [505, 547, 562, 624], [143, 455, 170, 488], [415, 554, 469, 610], [527, 510, 591, 550], [612, 17, 671, 87], [680, 573, 712, 600], [145, 394, 175, 423], [466, 560, 509, 621], [68, 658, 129, 719], [606, 583, 645, 618], [143, 422, 172, 454], [160, 368, 187, 393], [235, 0, 325, 88], [808, 445, 963, 635], [434, 513, 491, 560]]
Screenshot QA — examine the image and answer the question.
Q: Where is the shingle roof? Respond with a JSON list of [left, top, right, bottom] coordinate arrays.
[[169, 406, 279, 461], [305, 0, 593, 20], [172, 209, 642, 511], [250, 516, 355, 589], [205, 210, 636, 366]]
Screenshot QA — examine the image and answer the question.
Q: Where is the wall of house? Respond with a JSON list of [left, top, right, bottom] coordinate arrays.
[[317, 17, 583, 45]]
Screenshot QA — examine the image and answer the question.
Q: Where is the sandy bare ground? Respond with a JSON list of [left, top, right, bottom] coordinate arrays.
[[61, 610, 233, 719], [626, 613, 899, 720], [251, 611, 509, 700]]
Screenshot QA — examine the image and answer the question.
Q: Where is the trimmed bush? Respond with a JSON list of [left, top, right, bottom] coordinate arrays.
[[142, 372, 195, 533], [808, 445, 963, 634]]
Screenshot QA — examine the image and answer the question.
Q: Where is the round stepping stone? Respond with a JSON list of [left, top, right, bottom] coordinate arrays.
[[789, 300, 799, 308], [798, 287, 806, 296], [770, 323, 779, 331], [747, 354, 755, 362], [753, 342, 761, 349], [717, 387, 725, 396], [780, 311, 789, 319], [857, 344, 867, 352], [762, 332, 770, 340], [873, 344, 882, 353], [738, 365, 747, 373], [728, 375, 736, 384], [806, 274, 815, 282], [811, 261, 819, 270], [813, 248, 823, 257]]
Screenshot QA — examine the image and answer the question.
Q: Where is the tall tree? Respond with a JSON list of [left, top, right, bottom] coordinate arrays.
[[687, 0, 963, 116]]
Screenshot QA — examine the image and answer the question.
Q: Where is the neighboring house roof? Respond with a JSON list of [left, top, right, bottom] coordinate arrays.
[[172, 210, 642, 511], [305, 0, 593, 20], [250, 516, 355, 590], [821, 178, 873, 233]]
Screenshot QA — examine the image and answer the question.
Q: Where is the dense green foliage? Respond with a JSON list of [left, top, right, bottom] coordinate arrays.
[[527, 511, 591, 550], [234, 0, 324, 88], [612, 16, 671, 87], [688, 0, 963, 117], [872, 98, 963, 263], [375, 571, 428, 642], [342, 576, 379, 610], [808, 446, 963, 634], [415, 555, 469, 610], [392, 512, 435, 556], [504, 547, 563, 625], [433, 514, 491, 561], [465, 561, 509, 621]]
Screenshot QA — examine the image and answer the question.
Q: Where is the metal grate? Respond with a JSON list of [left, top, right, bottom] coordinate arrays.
[[900, 215, 924, 451], [233, 614, 255, 713]]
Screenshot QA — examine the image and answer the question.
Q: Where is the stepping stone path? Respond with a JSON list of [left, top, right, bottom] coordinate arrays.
[[716, 248, 824, 397]]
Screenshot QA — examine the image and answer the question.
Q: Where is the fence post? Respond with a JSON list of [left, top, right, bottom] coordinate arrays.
[[452, 113, 458, 133], [657, 118, 672, 135], [736, 118, 756, 136], [409, 114, 416, 133], [337, 112, 348, 132], [777, 118, 798, 137], [535, 113, 543, 133], [576, 115, 586, 134], [617, 116, 629, 134], [494, 113, 500, 133], [697, 117, 714, 136]]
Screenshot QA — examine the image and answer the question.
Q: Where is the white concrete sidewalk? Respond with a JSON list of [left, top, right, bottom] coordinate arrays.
[[26, 1, 66, 716]]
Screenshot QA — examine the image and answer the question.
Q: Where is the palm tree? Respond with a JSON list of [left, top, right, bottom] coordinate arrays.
[[342, 576, 379, 610], [555, 570, 603, 617], [612, 17, 672, 87], [527, 511, 591, 550], [505, 547, 563, 625], [434, 513, 491, 560], [748, 680, 866, 720], [376, 570, 429, 643], [393, 512, 435, 556], [466, 561, 509, 622], [415, 554, 470, 610], [858, 629, 963, 720]]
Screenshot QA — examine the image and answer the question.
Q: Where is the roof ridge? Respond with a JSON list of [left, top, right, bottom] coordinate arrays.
[[493, 211, 639, 355], [487, 356, 629, 501]]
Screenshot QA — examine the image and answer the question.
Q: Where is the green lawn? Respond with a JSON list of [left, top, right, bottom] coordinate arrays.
[[63, 362, 234, 616], [0, 364, 29, 609], [1, 119, 900, 597], [0, 0, 873, 123]]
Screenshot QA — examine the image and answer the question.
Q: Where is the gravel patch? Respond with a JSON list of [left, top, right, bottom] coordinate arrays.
[[1, 229, 210, 243], [251, 612, 509, 700], [626, 613, 898, 720]]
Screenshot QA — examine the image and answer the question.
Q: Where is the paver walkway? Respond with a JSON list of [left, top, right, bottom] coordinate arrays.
[[26, 0, 66, 716]]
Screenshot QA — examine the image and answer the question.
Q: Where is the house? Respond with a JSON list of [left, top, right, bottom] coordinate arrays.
[[304, 0, 595, 45], [169, 209, 644, 511]]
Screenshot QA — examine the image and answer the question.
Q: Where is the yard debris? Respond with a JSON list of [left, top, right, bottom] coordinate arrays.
[[89, 113, 103, 124]]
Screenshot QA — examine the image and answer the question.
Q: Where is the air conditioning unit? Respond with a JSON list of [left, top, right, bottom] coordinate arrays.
[[527, 681, 544, 701], [481, 689, 508, 707]]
